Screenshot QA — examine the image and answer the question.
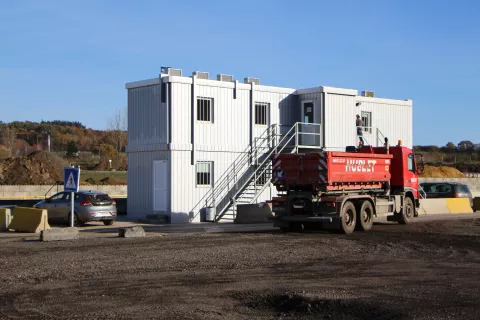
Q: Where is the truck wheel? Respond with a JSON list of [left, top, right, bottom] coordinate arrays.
[[356, 201, 374, 231], [340, 201, 357, 234], [398, 197, 414, 225]]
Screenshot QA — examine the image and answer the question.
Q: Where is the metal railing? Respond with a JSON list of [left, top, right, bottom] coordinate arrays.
[[355, 127, 387, 148], [189, 122, 322, 222], [418, 184, 427, 199]]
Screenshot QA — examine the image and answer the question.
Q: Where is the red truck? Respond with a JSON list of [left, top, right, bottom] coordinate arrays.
[[269, 141, 424, 234]]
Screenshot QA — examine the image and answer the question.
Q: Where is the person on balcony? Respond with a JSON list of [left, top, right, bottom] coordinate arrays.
[[356, 114, 365, 145]]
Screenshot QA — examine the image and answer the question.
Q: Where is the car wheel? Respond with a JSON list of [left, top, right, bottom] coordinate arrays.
[[103, 220, 114, 226], [74, 213, 85, 227]]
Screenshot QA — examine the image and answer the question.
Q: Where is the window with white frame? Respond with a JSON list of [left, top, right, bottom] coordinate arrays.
[[361, 111, 372, 133], [255, 102, 269, 125], [196, 161, 212, 186], [197, 97, 213, 122]]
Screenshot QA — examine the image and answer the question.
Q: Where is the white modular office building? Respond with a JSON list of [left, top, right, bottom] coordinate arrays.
[[126, 68, 412, 223]]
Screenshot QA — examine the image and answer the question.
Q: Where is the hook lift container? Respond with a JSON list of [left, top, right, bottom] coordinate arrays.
[[269, 139, 424, 234]]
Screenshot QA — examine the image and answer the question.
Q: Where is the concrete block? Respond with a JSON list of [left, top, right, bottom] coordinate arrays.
[[20, 186, 44, 192], [40, 228, 79, 242], [13, 191, 30, 197], [234, 202, 273, 224], [419, 199, 449, 215], [0, 208, 12, 231], [8, 207, 50, 233], [119, 226, 146, 238], [0, 186, 20, 193], [446, 198, 473, 214]]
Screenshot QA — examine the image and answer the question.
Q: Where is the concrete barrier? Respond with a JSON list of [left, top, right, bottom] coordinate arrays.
[[446, 198, 473, 214], [419, 199, 450, 215], [0, 208, 12, 231], [234, 202, 273, 224], [8, 207, 51, 233], [40, 228, 79, 241]]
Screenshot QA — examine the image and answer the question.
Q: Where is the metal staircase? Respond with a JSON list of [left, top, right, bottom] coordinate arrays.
[[189, 122, 320, 222]]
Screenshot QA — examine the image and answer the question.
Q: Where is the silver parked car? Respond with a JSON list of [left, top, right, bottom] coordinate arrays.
[[33, 190, 117, 226]]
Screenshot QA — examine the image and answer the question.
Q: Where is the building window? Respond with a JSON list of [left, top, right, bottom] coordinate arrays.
[[196, 161, 212, 186], [197, 97, 213, 122], [255, 102, 269, 125], [361, 111, 372, 133]]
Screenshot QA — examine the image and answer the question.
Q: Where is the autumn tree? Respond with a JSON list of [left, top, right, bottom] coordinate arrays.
[[108, 108, 128, 152], [66, 140, 78, 157], [0, 124, 17, 157]]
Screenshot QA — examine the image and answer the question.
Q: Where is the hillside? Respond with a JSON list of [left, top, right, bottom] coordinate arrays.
[[0, 120, 127, 156]]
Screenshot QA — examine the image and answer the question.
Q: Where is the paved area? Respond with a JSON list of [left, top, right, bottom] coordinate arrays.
[[1, 214, 480, 319], [1, 213, 479, 240]]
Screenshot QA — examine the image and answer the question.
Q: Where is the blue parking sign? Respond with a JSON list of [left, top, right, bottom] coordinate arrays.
[[64, 167, 80, 192]]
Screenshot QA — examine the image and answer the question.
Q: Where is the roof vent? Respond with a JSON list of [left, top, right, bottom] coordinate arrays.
[[192, 71, 209, 80], [361, 90, 375, 97], [217, 74, 234, 82], [244, 77, 260, 85], [161, 67, 182, 76]]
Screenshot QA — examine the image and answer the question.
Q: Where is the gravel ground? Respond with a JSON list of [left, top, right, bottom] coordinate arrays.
[[1, 218, 480, 319]]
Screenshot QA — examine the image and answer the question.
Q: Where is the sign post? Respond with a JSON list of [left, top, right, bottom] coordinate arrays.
[[64, 167, 80, 227]]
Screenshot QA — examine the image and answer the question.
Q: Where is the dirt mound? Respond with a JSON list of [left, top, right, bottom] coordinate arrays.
[[420, 165, 465, 178], [0, 151, 70, 185]]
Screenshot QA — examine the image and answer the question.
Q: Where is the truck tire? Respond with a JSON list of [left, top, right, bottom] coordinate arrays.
[[356, 201, 374, 231], [340, 201, 357, 234], [398, 197, 414, 225]]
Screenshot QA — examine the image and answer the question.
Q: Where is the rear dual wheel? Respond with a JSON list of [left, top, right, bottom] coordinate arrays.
[[340, 201, 357, 234], [355, 201, 374, 231]]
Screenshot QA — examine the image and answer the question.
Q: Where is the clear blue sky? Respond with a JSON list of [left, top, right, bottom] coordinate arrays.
[[1, 0, 479, 146]]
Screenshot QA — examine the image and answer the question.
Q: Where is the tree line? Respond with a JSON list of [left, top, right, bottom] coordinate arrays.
[[0, 109, 127, 158]]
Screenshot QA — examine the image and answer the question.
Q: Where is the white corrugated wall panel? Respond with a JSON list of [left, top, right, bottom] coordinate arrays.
[[252, 91, 294, 139], [128, 84, 167, 146], [194, 85, 251, 150], [357, 101, 412, 148], [127, 151, 170, 221], [324, 93, 357, 151], [170, 82, 192, 146], [169, 150, 279, 223]]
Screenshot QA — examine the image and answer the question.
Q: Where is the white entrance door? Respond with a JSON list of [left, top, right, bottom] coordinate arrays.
[[300, 101, 317, 146], [153, 160, 168, 211]]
